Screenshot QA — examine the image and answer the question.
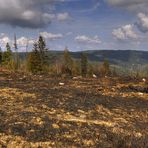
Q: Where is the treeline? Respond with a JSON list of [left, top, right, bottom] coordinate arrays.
[[30, 36, 114, 77], [0, 35, 119, 77]]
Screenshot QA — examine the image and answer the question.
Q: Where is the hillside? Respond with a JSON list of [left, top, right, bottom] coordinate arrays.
[[20, 50, 148, 65], [50, 50, 148, 65], [0, 70, 147, 147], [19, 50, 148, 75]]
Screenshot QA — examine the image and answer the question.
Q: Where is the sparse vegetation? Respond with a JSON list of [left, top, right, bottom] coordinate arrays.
[[27, 36, 49, 74], [0, 36, 147, 147], [0, 70, 147, 147], [81, 52, 88, 77], [62, 47, 73, 76], [0, 0, 148, 147]]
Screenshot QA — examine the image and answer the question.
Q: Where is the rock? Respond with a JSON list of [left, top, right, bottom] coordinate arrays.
[[72, 76, 82, 80], [142, 78, 146, 82], [59, 82, 65, 86], [93, 74, 97, 78], [138, 92, 143, 96]]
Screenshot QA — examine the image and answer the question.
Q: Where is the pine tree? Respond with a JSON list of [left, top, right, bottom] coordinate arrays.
[[27, 36, 49, 74], [0, 47, 2, 64], [62, 47, 73, 76], [27, 43, 42, 74], [81, 52, 88, 77], [2, 43, 12, 66], [38, 36, 49, 67]]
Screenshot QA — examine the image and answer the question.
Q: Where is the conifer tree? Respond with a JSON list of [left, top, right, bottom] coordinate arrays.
[[63, 47, 73, 76], [2, 43, 12, 66], [27, 43, 42, 74], [27, 36, 49, 74], [38, 36, 49, 67], [81, 52, 88, 77], [0, 47, 2, 64]]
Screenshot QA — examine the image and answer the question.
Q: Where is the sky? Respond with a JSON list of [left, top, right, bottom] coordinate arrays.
[[0, 0, 148, 51]]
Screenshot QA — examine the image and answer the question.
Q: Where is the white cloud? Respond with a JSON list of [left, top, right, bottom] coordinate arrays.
[[75, 35, 101, 44], [0, 33, 11, 46], [106, 0, 148, 13], [107, 1, 148, 33], [136, 13, 148, 33], [112, 24, 138, 41], [17, 37, 35, 46], [40, 32, 63, 40], [57, 12, 71, 21], [0, 0, 65, 28], [0, 33, 36, 49]]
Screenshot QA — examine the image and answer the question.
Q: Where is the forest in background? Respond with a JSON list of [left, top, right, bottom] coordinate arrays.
[[0, 35, 148, 78]]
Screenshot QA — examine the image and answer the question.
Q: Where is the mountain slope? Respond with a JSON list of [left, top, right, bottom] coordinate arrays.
[[19, 50, 148, 66], [49, 50, 148, 65]]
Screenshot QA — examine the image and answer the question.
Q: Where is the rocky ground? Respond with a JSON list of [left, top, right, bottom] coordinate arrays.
[[0, 70, 147, 147]]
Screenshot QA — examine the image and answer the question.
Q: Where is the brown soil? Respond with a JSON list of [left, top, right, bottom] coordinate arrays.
[[0, 70, 147, 147]]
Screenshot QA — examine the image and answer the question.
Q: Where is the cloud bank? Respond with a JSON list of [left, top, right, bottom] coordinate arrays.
[[75, 35, 101, 44], [112, 24, 138, 41], [136, 13, 148, 33], [106, 0, 148, 13], [0, 0, 69, 28]]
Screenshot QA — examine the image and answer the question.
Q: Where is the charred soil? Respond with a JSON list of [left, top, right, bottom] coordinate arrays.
[[0, 70, 147, 147]]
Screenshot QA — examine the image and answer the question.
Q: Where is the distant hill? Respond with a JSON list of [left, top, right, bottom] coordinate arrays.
[[48, 50, 148, 65], [19, 49, 148, 67]]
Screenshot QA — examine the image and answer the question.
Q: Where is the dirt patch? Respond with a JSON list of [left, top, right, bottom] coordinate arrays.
[[0, 71, 148, 147]]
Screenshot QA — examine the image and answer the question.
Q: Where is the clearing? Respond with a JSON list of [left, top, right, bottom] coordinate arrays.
[[0, 71, 147, 147]]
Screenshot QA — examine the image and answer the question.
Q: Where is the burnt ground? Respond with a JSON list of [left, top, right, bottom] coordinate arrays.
[[0, 70, 147, 147]]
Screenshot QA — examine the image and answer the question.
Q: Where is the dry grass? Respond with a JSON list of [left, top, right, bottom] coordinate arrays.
[[0, 71, 147, 147]]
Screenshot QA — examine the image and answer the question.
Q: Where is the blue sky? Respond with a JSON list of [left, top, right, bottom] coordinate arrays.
[[0, 0, 148, 51]]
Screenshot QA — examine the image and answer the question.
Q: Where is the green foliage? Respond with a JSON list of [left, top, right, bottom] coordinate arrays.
[[38, 36, 49, 66], [27, 43, 42, 74], [62, 48, 73, 76], [100, 60, 111, 77], [2, 43, 12, 66], [0, 47, 2, 64], [27, 36, 49, 74], [81, 52, 88, 77]]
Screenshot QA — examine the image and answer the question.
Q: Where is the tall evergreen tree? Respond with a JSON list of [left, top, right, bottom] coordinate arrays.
[[0, 47, 2, 64], [63, 47, 73, 75], [27, 43, 42, 74], [38, 36, 49, 66], [81, 52, 88, 77], [27, 36, 49, 74], [2, 43, 12, 65]]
